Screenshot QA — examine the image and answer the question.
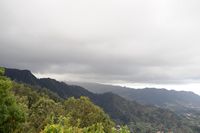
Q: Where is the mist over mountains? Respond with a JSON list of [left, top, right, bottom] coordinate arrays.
[[4, 67, 200, 132], [2, 0, 200, 94], [71, 82, 200, 113], [1, 0, 200, 132]]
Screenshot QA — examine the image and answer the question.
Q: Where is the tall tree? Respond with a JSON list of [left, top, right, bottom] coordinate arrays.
[[0, 67, 25, 133]]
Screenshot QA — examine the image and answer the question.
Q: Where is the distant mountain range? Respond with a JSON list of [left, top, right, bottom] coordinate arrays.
[[4, 68, 200, 132], [70, 82, 200, 113]]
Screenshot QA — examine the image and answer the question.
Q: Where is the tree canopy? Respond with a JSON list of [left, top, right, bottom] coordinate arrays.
[[0, 67, 25, 133], [0, 67, 129, 132]]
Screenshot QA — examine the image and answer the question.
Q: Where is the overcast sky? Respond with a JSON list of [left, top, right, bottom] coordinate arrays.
[[1, 0, 200, 94]]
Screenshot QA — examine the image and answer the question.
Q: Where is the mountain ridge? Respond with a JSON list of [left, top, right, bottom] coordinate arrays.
[[4, 67, 200, 132], [71, 82, 200, 113]]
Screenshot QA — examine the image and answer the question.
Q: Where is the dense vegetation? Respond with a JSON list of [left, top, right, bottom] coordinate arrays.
[[0, 67, 129, 133], [2, 67, 200, 132], [0, 68, 25, 132]]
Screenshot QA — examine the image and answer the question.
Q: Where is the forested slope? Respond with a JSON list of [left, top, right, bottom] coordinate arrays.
[[3, 67, 200, 132]]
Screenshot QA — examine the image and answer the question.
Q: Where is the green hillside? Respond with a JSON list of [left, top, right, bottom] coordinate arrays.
[[2, 67, 200, 132], [0, 67, 129, 133]]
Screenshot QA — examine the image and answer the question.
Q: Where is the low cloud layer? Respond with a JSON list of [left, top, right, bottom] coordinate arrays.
[[1, 0, 200, 86]]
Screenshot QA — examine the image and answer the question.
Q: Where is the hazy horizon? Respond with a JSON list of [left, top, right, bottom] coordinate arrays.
[[34, 72, 200, 95], [1, 0, 200, 95]]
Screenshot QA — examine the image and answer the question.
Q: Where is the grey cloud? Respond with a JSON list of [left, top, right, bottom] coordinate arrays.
[[1, 0, 200, 86]]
